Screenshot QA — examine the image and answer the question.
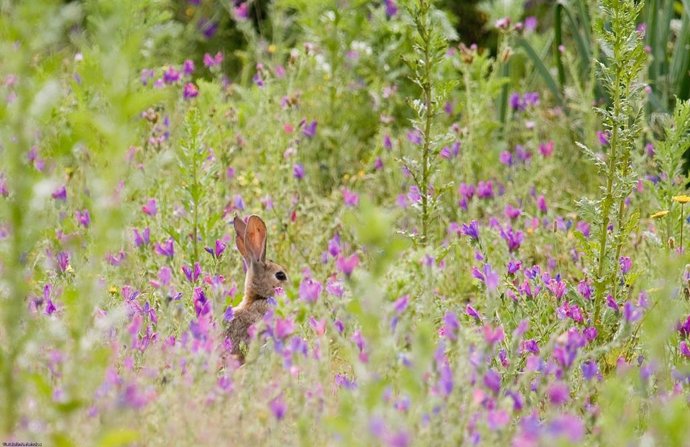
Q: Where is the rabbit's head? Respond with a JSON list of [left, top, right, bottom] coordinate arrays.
[[233, 215, 288, 303]]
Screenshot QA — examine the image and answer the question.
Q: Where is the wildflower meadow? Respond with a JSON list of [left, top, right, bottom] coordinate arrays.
[[2, 0, 690, 445]]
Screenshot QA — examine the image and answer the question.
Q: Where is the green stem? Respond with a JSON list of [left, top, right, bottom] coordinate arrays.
[[420, 0, 433, 246]]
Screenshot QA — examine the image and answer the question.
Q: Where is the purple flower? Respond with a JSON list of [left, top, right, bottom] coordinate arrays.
[[342, 188, 359, 207], [183, 59, 195, 76], [384, 0, 398, 17], [584, 326, 598, 342], [619, 256, 632, 274], [500, 227, 524, 252], [162, 66, 180, 84], [203, 52, 223, 68], [472, 263, 499, 291], [443, 311, 460, 340], [303, 120, 317, 138], [547, 414, 584, 443], [681, 341, 690, 357], [275, 318, 294, 339], [52, 185, 67, 201], [204, 239, 226, 258], [133, 227, 150, 247], [536, 195, 547, 213], [484, 368, 501, 394], [487, 409, 510, 431], [504, 204, 521, 220], [56, 252, 70, 272], [383, 134, 393, 150], [193, 287, 210, 316], [465, 304, 481, 320], [524, 92, 540, 106], [577, 280, 592, 300], [406, 129, 423, 145], [581, 360, 600, 381], [155, 238, 174, 258], [299, 277, 322, 303], [233, 2, 250, 21], [269, 395, 286, 420], [524, 16, 538, 31], [547, 381, 569, 405], [507, 260, 522, 275], [623, 301, 642, 322], [142, 198, 157, 216], [293, 164, 305, 180], [606, 294, 619, 312], [75, 209, 90, 228], [596, 130, 610, 146], [476, 180, 494, 199], [182, 262, 202, 283], [183, 83, 199, 99], [223, 306, 234, 322], [336, 254, 359, 276], [393, 295, 410, 314], [510, 92, 525, 111], [461, 221, 480, 240]]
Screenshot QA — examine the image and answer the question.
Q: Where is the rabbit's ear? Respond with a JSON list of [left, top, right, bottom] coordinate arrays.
[[233, 215, 249, 260], [244, 215, 267, 263]]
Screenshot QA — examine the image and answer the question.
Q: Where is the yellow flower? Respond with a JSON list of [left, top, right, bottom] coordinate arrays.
[[650, 210, 670, 219], [672, 195, 690, 204]]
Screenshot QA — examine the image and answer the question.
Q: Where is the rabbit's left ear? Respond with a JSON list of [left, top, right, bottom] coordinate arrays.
[[233, 215, 249, 260], [244, 215, 267, 263]]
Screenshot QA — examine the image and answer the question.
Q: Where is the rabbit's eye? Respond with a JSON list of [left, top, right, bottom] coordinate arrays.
[[275, 271, 287, 281]]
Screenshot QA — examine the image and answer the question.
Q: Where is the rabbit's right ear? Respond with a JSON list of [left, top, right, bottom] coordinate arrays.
[[233, 215, 249, 260], [245, 215, 267, 263]]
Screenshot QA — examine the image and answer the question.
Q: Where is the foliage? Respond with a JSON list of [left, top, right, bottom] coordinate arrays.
[[1, 0, 690, 446]]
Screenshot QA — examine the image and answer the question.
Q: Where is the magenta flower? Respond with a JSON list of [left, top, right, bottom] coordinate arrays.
[[509, 92, 524, 111], [547, 414, 584, 443], [525, 16, 538, 31], [309, 316, 327, 336], [536, 195, 548, 213], [183, 83, 199, 99], [465, 304, 481, 320], [472, 263, 499, 291], [142, 198, 157, 216], [293, 164, 305, 180], [482, 324, 505, 345], [233, 2, 250, 21], [275, 318, 295, 339], [383, 134, 393, 150], [606, 294, 619, 312], [155, 238, 174, 258], [577, 279, 592, 300], [342, 188, 359, 207], [499, 150, 513, 166], [539, 141, 554, 157], [619, 256, 632, 274], [336, 253, 359, 276], [487, 409, 510, 431]]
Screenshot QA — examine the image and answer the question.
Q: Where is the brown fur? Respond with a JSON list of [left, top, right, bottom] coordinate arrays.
[[225, 215, 287, 362]]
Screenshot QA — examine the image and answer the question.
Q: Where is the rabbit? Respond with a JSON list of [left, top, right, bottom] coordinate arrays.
[[225, 214, 288, 363]]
